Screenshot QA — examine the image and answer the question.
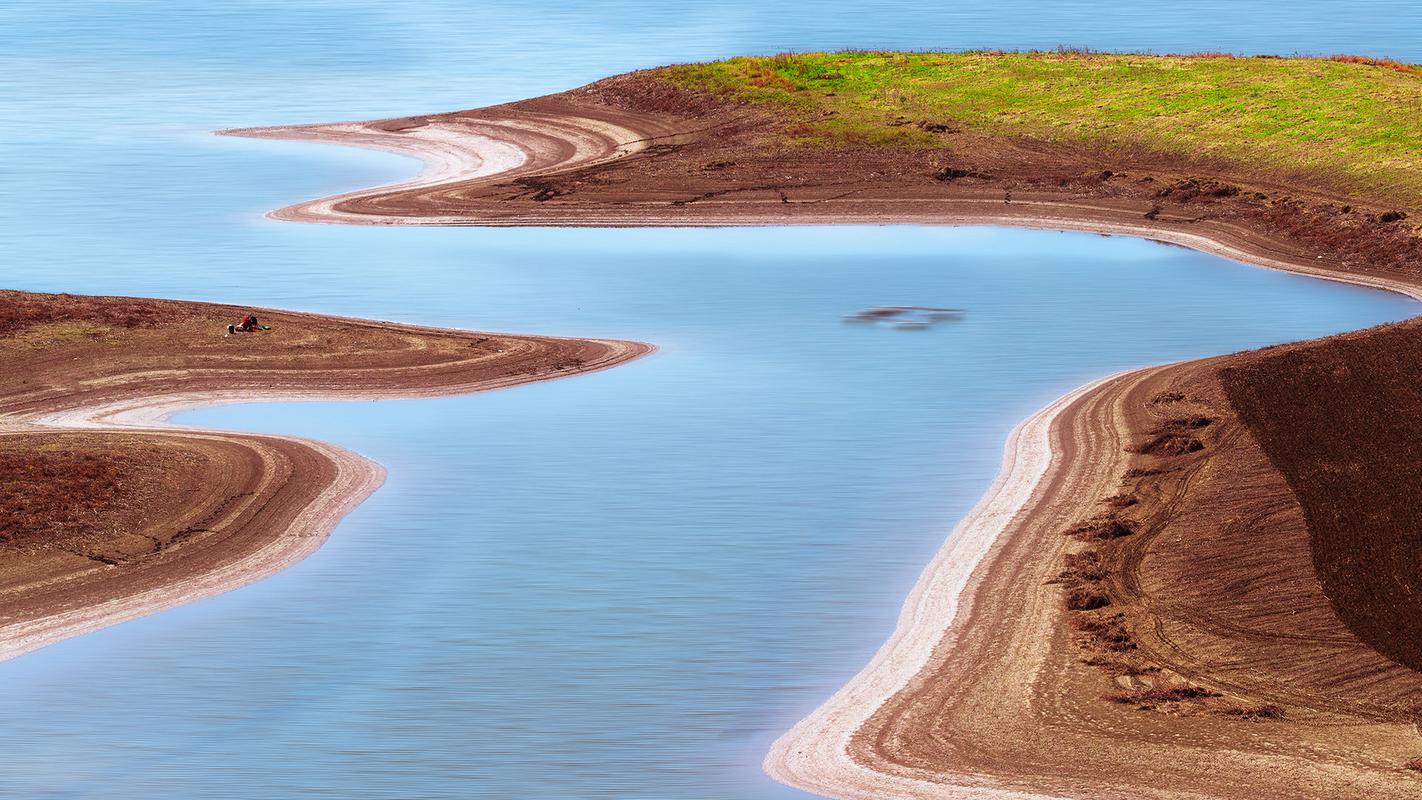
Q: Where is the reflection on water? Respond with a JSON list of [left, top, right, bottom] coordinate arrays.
[[2, 2, 1420, 798], [842, 305, 965, 328]]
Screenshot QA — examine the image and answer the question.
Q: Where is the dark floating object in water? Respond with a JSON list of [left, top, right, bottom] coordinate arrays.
[[843, 305, 964, 328]]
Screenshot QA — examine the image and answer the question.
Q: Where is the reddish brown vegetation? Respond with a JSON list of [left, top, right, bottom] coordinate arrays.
[[0, 291, 196, 338], [1158, 177, 1241, 201], [1328, 54, 1422, 76], [1079, 656, 1158, 677], [0, 446, 136, 545], [934, 166, 995, 182], [1055, 388, 1256, 715]]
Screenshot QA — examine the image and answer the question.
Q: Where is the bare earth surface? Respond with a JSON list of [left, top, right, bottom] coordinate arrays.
[[0, 291, 649, 661], [220, 74, 1422, 797]]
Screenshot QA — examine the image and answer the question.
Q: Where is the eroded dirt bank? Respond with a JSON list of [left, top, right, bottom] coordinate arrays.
[[0, 291, 650, 660], [225, 75, 1422, 798]]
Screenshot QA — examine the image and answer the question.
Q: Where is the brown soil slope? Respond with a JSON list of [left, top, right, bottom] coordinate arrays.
[[1221, 318, 1422, 683], [0, 291, 649, 659], [1101, 374, 1422, 723], [826, 360, 1422, 800]]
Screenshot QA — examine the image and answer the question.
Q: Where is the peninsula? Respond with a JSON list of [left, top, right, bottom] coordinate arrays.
[[0, 290, 648, 661]]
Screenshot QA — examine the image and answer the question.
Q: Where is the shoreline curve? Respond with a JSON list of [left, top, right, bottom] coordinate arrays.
[[220, 113, 1422, 302], [766, 373, 1122, 800], [229, 102, 1422, 798]]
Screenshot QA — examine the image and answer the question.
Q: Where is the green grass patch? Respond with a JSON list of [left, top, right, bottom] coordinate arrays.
[[657, 52, 1422, 205]]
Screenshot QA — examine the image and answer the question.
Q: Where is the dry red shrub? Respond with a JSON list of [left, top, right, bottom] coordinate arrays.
[[0, 448, 130, 545]]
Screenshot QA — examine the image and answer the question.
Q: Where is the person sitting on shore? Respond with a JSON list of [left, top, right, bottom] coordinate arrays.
[[227, 313, 269, 334]]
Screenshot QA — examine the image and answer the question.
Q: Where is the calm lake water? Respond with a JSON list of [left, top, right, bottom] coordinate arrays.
[[3, 3, 1420, 798]]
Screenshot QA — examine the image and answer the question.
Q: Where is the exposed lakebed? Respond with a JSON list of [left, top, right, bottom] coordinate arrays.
[[4, 2, 1420, 798]]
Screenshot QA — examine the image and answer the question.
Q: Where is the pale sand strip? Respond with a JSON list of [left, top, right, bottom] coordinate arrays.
[[765, 376, 1119, 800], [223, 111, 658, 224], [929, 208, 1422, 303], [226, 121, 529, 224]]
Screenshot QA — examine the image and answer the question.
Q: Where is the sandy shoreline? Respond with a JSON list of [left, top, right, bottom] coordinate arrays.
[[226, 98, 1422, 797], [222, 103, 684, 224], [766, 374, 1122, 800], [0, 297, 651, 663]]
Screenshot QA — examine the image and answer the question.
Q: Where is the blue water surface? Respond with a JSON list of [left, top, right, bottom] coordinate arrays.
[[1, 3, 1419, 799]]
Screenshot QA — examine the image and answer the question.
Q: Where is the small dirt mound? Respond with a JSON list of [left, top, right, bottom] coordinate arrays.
[[1103, 493, 1137, 508], [1067, 516, 1137, 541], [1071, 613, 1136, 652], [1157, 178, 1241, 202], [1081, 656, 1158, 677], [1107, 684, 1220, 709], [1218, 704, 1285, 720], [1060, 550, 1107, 582], [1128, 416, 1212, 455], [933, 166, 994, 182], [512, 176, 564, 202], [1130, 433, 1204, 456], [1124, 466, 1172, 478], [1065, 587, 1111, 611]]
